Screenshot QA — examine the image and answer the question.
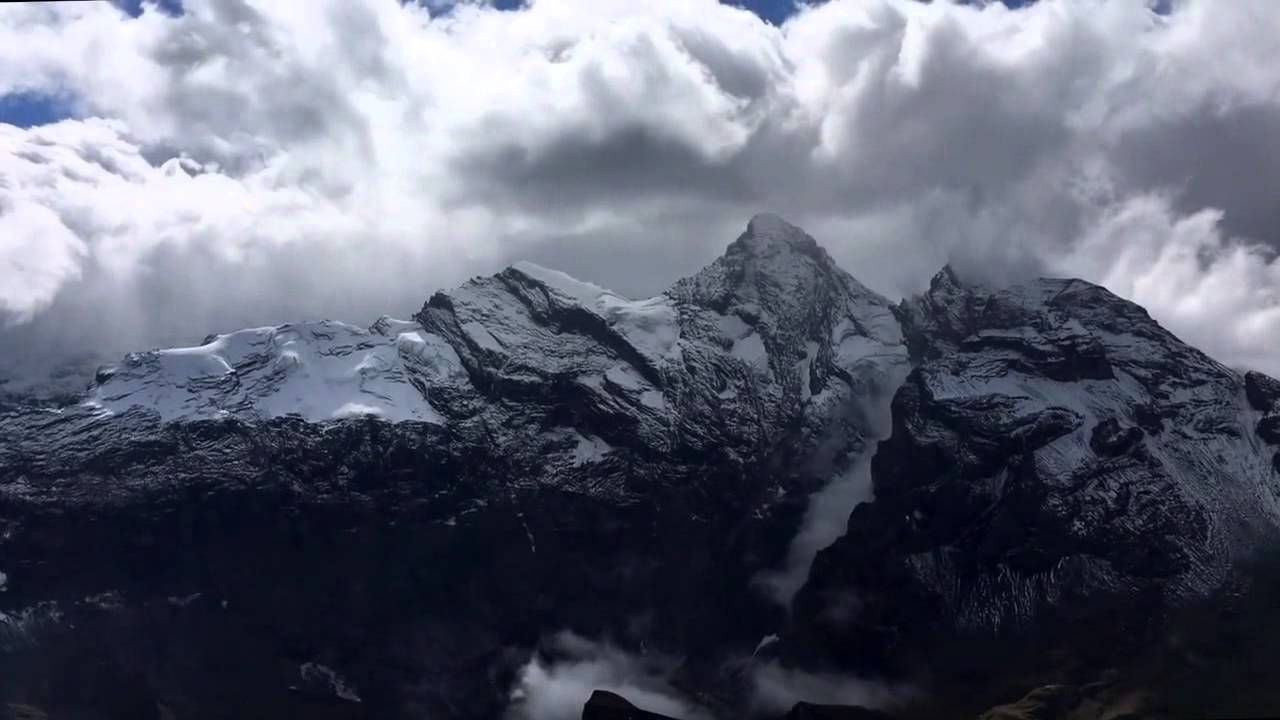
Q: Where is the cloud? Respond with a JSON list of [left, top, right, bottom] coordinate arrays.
[[757, 362, 908, 606], [1, 0, 1279, 390], [505, 632, 710, 720], [759, 454, 880, 607], [0, 193, 86, 322], [1052, 193, 1280, 374]]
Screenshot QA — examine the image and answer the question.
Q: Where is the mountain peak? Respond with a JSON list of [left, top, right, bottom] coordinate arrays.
[[737, 212, 824, 261], [669, 214, 886, 323], [745, 211, 798, 237]]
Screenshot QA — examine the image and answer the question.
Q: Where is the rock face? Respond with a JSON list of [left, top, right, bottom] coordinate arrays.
[[581, 690, 682, 720], [1, 215, 1278, 719], [786, 268, 1280, 711], [783, 702, 892, 720]]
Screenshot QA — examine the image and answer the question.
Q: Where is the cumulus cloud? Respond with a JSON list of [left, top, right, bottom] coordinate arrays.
[[505, 632, 710, 720], [1, 0, 1279, 387]]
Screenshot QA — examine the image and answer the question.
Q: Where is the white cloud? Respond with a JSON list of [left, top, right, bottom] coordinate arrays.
[[1053, 194, 1280, 372], [758, 363, 907, 606], [0, 0, 1278, 383], [0, 194, 85, 322], [505, 632, 709, 720]]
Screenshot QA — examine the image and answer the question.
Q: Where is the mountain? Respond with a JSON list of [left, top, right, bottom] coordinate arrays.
[[782, 266, 1280, 716], [1, 215, 1278, 719]]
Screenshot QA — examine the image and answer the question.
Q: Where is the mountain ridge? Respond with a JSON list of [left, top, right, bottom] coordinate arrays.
[[2, 215, 1279, 719]]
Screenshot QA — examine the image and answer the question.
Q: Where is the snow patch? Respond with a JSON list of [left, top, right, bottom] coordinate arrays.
[[332, 402, 385, 419], [299, 662, 362, 703], [513, 261, 681, 362], [732, 332, 769, 368], [87, 321, 446, 424], [640, 389, 667, 411], [571, 432, 614, 466], [513, 261, 613, 307], [605, 364, 645, 392], [370, 316, 421, 336], [462, 321, 504, 353], [715, 312, 752, 340], [599, 295, 681, 361]]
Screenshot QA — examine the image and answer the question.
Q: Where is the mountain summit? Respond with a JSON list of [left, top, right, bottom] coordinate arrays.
[[2, 216, 1279, 719]]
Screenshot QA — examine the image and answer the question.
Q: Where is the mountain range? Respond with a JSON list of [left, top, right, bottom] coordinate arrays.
[[3, 214, 1279, 719]]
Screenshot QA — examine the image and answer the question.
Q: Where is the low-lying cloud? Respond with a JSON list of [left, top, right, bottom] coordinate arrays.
[[2, 0, 1279, 387], [505, 632, 710, 720], [758, 452, 880, 606], [758, 362, 908, 606]]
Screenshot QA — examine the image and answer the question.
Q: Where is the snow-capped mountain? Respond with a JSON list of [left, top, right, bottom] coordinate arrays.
[[78, 213, 906, 496], [2, 215, 1279, 719], [783, 265, 1280, 715]]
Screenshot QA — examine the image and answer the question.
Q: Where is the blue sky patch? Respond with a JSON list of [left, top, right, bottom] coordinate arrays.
[[0, 91, 77, 129], [110, 0, 185, 18]]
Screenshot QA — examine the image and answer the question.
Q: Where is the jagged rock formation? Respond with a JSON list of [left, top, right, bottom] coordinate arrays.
[[784, 267, 1280, 715], [581, 690, 682, 720], [2, 214, 1279, 719]]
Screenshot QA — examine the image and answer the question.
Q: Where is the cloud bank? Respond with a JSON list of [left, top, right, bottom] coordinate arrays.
[[2, 0, 1279, 385], [505, 632, 710, 720]]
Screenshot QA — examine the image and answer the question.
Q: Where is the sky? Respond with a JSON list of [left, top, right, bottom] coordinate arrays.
[[1, 0, 1278, 386]]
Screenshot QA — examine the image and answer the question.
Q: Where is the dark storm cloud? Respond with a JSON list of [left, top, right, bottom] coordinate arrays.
[[456, 124, 754, 209], [1110, 100, 1280, 245]]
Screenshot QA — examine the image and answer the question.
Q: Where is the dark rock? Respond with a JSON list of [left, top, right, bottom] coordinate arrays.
[[1258, 414, 1280, 444], [784, 701, 892, 719], [1246, 371, 1280, 412], [975, 685, 1083, 720], [1089, 419, 1144, 457], [581, 690, 682, 720]]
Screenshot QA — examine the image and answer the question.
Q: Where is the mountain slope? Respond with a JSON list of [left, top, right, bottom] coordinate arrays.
[[1, 216, 1278, 719], [0, 216, 908, 719], [783, 267, 1280, 715]]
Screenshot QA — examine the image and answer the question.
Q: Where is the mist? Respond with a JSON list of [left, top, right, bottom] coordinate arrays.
[[757, 362, 909, 606], [504, 632, 711, 720]]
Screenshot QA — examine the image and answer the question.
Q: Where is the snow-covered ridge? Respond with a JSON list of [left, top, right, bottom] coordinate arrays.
[[790, 265, 1280, 657], [509, 261, 681, 363], [77, 213, 911, 487], [86, 319, 459, 423]]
